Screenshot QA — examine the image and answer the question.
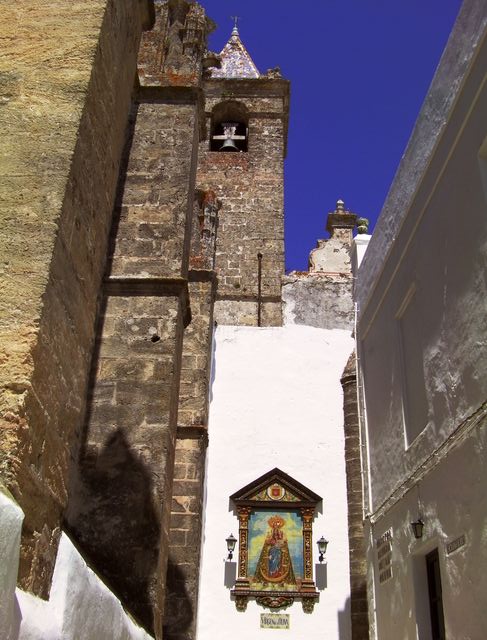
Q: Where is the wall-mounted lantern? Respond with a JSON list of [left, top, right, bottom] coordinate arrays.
[[410, 519, 424, 540], [226, 533, 237, 560], [317, 536, 329, 563]]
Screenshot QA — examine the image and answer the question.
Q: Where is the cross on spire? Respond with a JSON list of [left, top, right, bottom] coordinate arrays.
[[231, 15, 241, 34]]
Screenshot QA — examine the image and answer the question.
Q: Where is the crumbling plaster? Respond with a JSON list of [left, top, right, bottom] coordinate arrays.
[[282, 275, 354, 331]]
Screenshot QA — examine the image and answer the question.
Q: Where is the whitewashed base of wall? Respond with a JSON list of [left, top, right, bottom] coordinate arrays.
[[0, 490, 153, 640]]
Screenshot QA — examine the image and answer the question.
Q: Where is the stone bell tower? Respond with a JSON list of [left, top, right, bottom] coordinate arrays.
[[197, 24, 289, 326]]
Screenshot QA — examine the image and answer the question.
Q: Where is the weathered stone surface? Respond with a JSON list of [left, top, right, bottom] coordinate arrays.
[[1, 4, 292, 637], [282, 274, 354, 330], [0, 0, 153, 597], [309, 202, 356, 274], [66, 285, 187, 636], [65, 3, 213, 636], [138, 0, 214, 89], [110, 101, 200, 279], [165, 435, 207, 640], [177, 280, 216, 428], [197, 79, 289, 326], [163, 196, 216, 638]]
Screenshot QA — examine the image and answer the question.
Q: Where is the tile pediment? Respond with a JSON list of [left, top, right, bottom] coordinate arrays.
[[230, 468, 321, 508]]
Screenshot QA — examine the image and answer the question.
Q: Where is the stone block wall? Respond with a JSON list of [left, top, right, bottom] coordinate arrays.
[[66, 292, 185, 636], [66, 97, 201, 638], [197, 79, 289, 326], [65, 3, 213, 637], [177, 279, 216, 429], [0, 0, 153, 598], [109, 101, 200, 280]]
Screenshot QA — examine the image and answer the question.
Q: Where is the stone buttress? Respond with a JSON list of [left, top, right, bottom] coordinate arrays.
[[65, 3, 215, 638]]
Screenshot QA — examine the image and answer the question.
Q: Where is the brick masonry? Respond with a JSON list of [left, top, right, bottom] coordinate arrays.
[[197, 78, 289, 326], [341, 353, 369, 640]]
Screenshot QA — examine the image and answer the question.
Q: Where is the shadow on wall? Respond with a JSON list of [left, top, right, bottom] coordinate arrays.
[[64, 100, 163, 636], [65, 428, 161, 635], [105, 100, 139, 275], [337, 596, 352, 640], [163, 558, 194, 640]]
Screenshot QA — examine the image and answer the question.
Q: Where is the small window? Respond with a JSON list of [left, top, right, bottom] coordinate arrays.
[[209, 101, 248, 152]]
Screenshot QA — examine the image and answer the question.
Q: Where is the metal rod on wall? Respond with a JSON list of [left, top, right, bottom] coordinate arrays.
[[257, 252, 263, 327]]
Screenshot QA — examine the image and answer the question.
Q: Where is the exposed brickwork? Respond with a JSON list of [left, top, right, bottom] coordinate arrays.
[[164, 193, 217, 638], [165, 434, 208, 640], [197, 79, 289, 326], [341, 353, 369, 640], [0, 0, 153, 598]]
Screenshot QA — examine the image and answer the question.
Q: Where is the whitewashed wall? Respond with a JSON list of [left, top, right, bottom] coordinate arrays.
[[357, 2, 487, 512], [196, 324, 354, 640], [0, 489, 152, 640], [355, 4, 487, 638], [367, 423, 487, 640]]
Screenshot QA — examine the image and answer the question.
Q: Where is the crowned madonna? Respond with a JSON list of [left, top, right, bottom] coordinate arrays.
[[253, 515, 297, 587]]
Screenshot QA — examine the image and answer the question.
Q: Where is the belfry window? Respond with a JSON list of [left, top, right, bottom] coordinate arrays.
[[210, 101, 249, 152]]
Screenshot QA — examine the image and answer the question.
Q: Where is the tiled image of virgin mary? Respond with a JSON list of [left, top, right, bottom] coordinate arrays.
[[248, 510, 303, 591]]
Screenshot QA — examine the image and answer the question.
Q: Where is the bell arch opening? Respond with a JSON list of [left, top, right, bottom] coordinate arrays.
[[210, 101, 249, 152]]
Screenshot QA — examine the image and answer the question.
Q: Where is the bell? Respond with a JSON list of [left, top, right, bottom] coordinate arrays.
[[220, 137, 239, 152]]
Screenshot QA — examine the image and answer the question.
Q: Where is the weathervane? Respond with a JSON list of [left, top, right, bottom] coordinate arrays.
[[231, 15, 241, 31]]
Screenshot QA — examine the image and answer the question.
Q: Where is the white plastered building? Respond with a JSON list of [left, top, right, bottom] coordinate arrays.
[[355, 2, 487, 638]]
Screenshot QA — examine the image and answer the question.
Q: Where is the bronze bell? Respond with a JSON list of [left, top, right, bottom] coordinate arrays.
[[220, 136, 240, 152]]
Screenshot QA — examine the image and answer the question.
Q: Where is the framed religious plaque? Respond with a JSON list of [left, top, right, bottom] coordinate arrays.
[[229, 468, 321, 613]]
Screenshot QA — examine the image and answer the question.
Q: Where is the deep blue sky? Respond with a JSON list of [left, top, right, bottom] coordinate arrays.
[[202, 1, 463, 271]]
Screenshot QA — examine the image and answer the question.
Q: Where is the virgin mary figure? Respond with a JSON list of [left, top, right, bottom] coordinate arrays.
[[254, 515, 296, 586]]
